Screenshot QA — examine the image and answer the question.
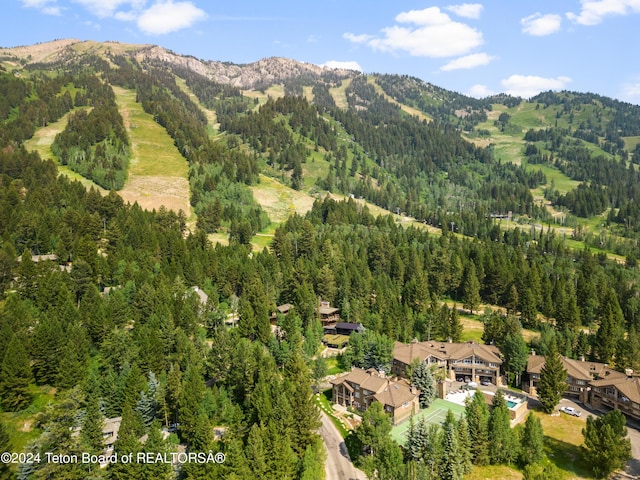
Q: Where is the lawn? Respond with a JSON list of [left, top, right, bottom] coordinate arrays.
[[1, 385, 56, 453], [390, 398, 465, 445], [532, 409, 593, 479]]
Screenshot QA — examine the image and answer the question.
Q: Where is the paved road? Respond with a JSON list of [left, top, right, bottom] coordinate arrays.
[[318, 411, 367, 480]]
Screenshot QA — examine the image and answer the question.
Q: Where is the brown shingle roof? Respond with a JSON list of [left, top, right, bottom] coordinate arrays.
[[526, 355, 609, 380], [394, 340, 502, 365], [330, 368, 418, 408], [591, 374, 640, 404]]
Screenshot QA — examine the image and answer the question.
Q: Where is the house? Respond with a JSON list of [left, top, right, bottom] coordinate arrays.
[[190, 286, 209, 308], [392, 339, 448, 378], [318, 300, 340, 326], [523, 354, 609, 404], [330, 368, 419, 425], [102, 416, 122, 455], [590, 371, 640, 421], [324, 322, 365, 336], [393, 340, 503, 386], [270, 303, 294, 325], [322, 334, 350, 349]]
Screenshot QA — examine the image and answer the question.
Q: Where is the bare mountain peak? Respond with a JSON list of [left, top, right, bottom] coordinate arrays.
[[0, 39, 356, 90]]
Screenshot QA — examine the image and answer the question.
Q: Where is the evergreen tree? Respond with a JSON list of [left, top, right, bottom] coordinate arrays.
[[0, 419, 12, 480], [178, 365, 205, 445], [0, 335, 32, 411], [108, 404, 142, 480], [411, 361, 436, 408], [81, 388, 106, 456], [465, 389, 490, 466], [140, 421, 173, 480], [457, 416, 473, 475], [488, 390, 518, 465], [440, 410, 464, 480], [502, 329, 529, 386], [461, 262, 481, 314], [537, 341, 567, 414], [581, 409, 631, 478], [520, 413, 545, 466]]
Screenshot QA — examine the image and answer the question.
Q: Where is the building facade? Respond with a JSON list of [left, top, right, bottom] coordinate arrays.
[[330, 368, 419, 425]]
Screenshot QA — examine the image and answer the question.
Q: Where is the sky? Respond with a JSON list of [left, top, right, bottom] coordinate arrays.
[[4, 0, 640, 103]]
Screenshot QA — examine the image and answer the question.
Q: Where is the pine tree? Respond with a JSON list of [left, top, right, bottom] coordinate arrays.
[[0, 335, 32, 411], [140, 421, 173, 480], [457, 416, 473, 475], [108, 404, 141, 480], [520, 413, 545, 466], [411, 361, 436, 408], [462, 263, 481, 314], [488, 390, 518, 465], [537, 341, 567, 414], [0, 419, 11, 480], [581, 409, 631, 478], [502, 329, 529, 386], [81, 388, 106, 456], [441, 410, 464, 480], [465, 389, 490, 466], [178, 365, 205, 445]]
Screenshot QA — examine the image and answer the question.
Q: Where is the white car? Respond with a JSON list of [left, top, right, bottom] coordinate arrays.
[[560, 406, 582, 417]]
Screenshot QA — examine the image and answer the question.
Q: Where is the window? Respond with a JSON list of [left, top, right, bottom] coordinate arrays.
[[355, 392, 360, 398], [576, 380, 586, 385], [463, 358, 472, 364]]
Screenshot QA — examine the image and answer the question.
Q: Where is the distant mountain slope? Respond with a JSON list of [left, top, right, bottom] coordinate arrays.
[[3, 39, 640, 258]]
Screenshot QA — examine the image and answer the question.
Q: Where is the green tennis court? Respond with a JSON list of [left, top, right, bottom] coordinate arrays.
[[390, 398, 465, 445]]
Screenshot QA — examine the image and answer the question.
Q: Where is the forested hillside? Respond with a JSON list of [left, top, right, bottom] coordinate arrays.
[[1, 39, 640, 479]]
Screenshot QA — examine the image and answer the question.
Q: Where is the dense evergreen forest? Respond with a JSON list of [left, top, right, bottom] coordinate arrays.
[[2, 43, 640, 479]]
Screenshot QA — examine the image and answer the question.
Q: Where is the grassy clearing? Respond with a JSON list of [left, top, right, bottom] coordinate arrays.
[[330, 78, 351, 109], [1, 385, 56, 453], [23, 108, 108, 193], [325, 357, 346, 376], [251, 174, 317, 223], [174, 76, 218, 131], [532, 409, 593, 479], [112, 86, 191, 216], [367, 76, 432, 122]]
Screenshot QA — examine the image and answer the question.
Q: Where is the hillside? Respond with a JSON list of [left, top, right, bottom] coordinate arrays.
[[3, 39, 640, 480]]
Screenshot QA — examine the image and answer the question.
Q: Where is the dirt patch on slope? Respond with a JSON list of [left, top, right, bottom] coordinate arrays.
[[119, 176, 191, 216]]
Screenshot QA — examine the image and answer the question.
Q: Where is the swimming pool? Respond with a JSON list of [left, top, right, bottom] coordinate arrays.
[[507, 400, 518, 409]]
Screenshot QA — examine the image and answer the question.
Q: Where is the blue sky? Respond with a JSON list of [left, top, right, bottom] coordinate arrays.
[[4, 1, 640, 103]]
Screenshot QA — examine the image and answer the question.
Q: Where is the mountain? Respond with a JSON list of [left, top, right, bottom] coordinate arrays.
[[2, 39, 640, 258]]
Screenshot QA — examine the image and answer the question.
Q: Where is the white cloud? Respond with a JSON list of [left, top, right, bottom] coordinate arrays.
[[307, 34, 320, 43], [521, 13, 562, 36], [137, 2, 207, 35], [468, 84, 494, 98], [440, 52, 495, 71], [345, 7, 483, 58], [567, 0, 640, 26], [621, 81, 640, 102], [321, 61, 363, 71], [501, 75, 572, 98], [446, 3, 484, 19], [21, 0, 61, 15], [343, 32, 375, 44], [72, 0, 146, 18]]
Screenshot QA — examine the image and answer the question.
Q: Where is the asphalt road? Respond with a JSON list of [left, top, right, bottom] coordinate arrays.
[[318, 411, 367, 480]]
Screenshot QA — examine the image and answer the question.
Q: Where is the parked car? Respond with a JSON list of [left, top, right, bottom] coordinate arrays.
[[560, 406, 582, 417], [480, 380, 491, 386]]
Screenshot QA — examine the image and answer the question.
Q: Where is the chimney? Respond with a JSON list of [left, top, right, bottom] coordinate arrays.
[[580, 355, 585, 362], [531, 349, 536, 356]]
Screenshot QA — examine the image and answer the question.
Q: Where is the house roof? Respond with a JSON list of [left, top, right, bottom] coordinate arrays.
[[335, 322, 364, 331], [277, 304, 294, 313], [331, 368, 418, 409], [591, 374, 640, 404], [394, 340, 501, 365], [526, 355, 609, 380], [373, 379, 418, 408], [190, 286, 208, 306], [319, 305, 340, 315]]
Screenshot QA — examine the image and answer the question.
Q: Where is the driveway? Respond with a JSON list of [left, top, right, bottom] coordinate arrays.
[[318, 411, 367, 480]]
